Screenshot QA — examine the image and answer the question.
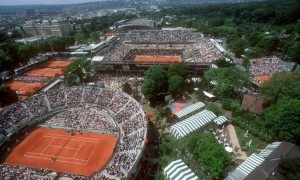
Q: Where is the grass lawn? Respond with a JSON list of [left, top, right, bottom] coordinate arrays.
[[235, 126, 267, 156]]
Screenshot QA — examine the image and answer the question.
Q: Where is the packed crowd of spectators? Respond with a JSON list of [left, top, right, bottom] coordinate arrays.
[[44, 107, 117, 133], [0, 164, 53, 180], [249, 57, 289, 77], [122, 30, 202, 43], [14, 76, 50, 82], [23, 95, 49, 117], [104, 32, 223, 63], [234, 56, 289, 77], [210, 126, 231, 148], [117, 18, 156, 28], [0, 85, 147, 179], [183, 39, 223, 63], [99, 99, 146, 179], [0, 102, 30, 129], [95, 73, 136, 91]]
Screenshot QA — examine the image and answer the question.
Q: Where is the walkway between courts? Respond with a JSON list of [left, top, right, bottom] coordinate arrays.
[[227, 124, 248, 160]]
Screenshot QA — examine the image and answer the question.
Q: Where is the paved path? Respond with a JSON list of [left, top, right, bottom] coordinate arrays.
[[227, 124, 248, 160]]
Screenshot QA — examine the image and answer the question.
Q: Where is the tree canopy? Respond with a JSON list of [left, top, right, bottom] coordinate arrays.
[[141, 65, 167, 105], [167, 62, 188, 79], [180, 132, 231, 179], [63, 58, 93, 86], [122, 82, 132, 95], [168, 75, 185, 95], [279, 157, 300, 180], [204, 67, 250, 98], [263, 97, 300, 144], [259, 72, 300, 103], [75, 32, 85, 44], [0, 85, 18, 107], [167, 62, 188, 95]]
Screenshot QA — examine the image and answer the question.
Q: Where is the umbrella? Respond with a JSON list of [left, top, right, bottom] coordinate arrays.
[[225, 146, 233, 153]]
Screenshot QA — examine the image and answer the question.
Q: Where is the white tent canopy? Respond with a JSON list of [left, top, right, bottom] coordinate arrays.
[[164, 159, 199, 180], [225, 153, 264, 180], [174, 102, 205, 118], [203, 91, 215, 98], [214, 116, 227, 125], [258, 142, 281, 158], [211, 64, 218, 68], [225, 146, 233, 153], [171, 110, 216, 139]]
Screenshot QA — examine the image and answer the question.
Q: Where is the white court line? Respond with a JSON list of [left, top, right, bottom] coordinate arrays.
[[44, 136, 97, 145], [25, 152, 88, 162], [40, 138, 55, 154], [84, 140, 98, 165], [24, 154, 87, 165], [47, 145, 78, 150], [28, 135, 50, 152], [43, 133, 99, 141], [24, 132, 102, 166], [45, 137, 96, 144], [72, 140, 85, 159]]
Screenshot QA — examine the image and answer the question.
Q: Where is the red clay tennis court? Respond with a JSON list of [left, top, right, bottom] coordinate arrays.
[[6, 81, 46, 94], [5, 127, 117, 176], [45, 61, 71, 68], [134, 55, 182, 62], [24, 68, 63, 77]]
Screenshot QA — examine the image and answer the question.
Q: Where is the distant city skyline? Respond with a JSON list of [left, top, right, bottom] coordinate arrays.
[[0, 0, 106, 6]]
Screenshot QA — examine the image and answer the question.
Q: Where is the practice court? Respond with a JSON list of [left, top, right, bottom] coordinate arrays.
[[5, 127, 117, 176], [45, 61, 71, 68], [6, 81, 46, 94]]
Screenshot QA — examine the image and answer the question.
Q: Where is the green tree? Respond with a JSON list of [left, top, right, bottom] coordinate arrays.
[[242, 56, 250, 70], [263, 97, 300, 144], [180, 132, 231, 179], [141, 65, 167, 105], [167, 62, 188, 95], [89, 32, 99, 43], [230, 38, 248, 57], [0, 50, 13, 72], [0, 85, 18, 107], [168, 75, 185, 95], [259, 72, 300, 103], [208, 17, 225, 27], [63, 58, 92, 86], [294, 20, 300, 34], [49, 37, 66, 52], [37, 40, 52, 53], [247, 32, 264, 47], [204, 67, 250, 98], [122, 82, 132, 95], [65, 73, 80, 86], [155, 105, 172, 123], [279, 158, 300, 180], [286, 42, 300, 64], [155, 171, 165, 180], [206, 103, 223, 116], [18, 43, 37, 64], [167, 62, 188, 79], [75, 32, 85, 44], [258, 36, 280, 53], [62, 36, 75, 49]]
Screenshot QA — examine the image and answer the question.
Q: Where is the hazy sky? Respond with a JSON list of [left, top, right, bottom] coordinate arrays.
[[0, 0, 104, 6]]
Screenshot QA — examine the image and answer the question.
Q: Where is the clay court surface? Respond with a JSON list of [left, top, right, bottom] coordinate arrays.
[[24, 68, 63, 77], [5, 127, 117, 176], [45, 61, 71, 68], [134, 55, 181, 62], [6, 81, 46, 94]]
